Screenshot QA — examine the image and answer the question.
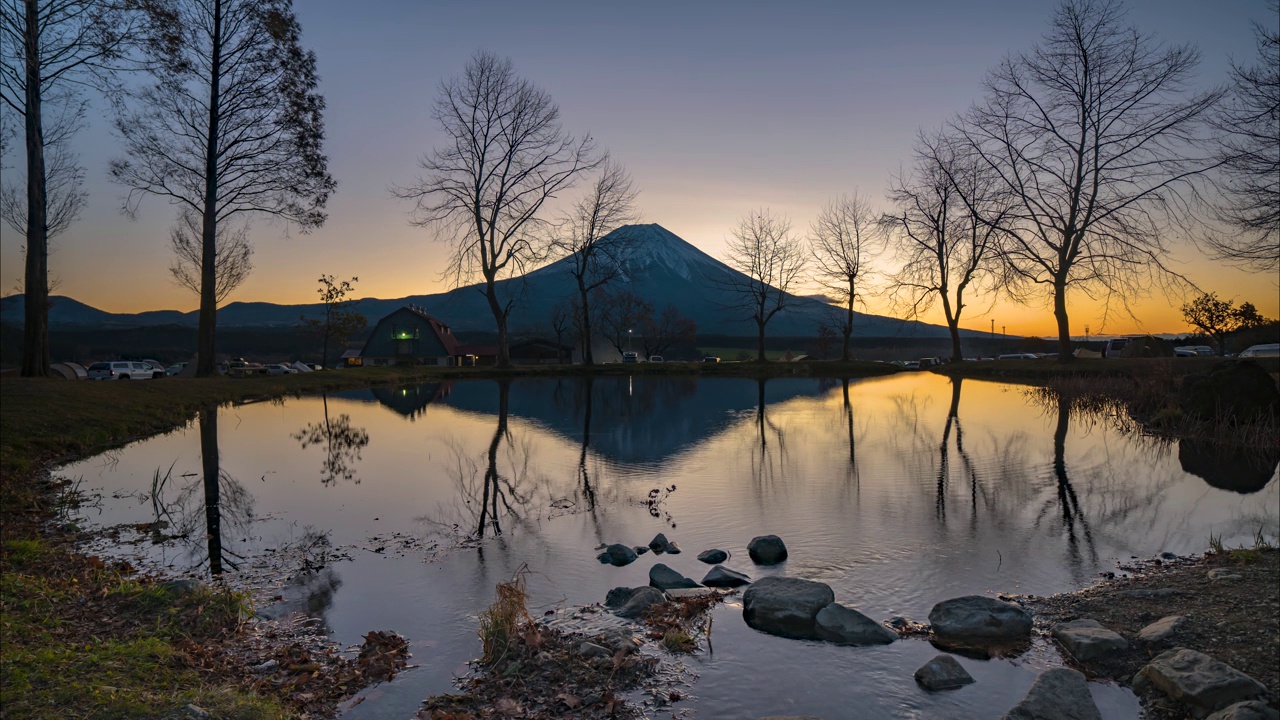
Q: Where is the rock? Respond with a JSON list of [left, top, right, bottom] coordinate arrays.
[[928, 595, 1032, 642], [597, 543, 638, 566], [742, 576, 835, 639], [634, 546, 649, 556], [1120, 588, 1183, 599], [697, 549, 729, 564], [1178, 360, 1280, 422], [251, 659, 279, 673], [1207, 702, 1280, 720], [1001, 668, 1102, 720], [1160, 551, 1178, 560], [1052, 619, 1129, 662], [582, 693, 602, 706], [702, 565, 751, 587], [747, 535, 788, 564], [1139, 648, 1267, 713], [1138, 615, 1187, 643], [649, 563, 701, 591], [180, 704, 211, 720], [1208, 568, 1243, 581], [913, 654, 975, 691], [158, 579, 205, 597], [593, 627, 640, 655], [578, 641, 611, 659], [814, 603, 896, 646], [648, 533, 672, 553], [1132, 671, 1151, 694], [666, 542, 682, 554], [614, 586, 665, 619]]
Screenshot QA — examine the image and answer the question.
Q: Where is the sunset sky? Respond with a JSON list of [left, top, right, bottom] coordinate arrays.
[[1, 0, 1275, 337]]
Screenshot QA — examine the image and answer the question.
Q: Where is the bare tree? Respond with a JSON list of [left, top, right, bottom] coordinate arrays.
[[394, 51, 598, 367], [955, 0, 1224, 361], [168, 208, 253, 304], [111, 0, 335, 376], [0, 0, 138, 376], [299, 275, 364, 369], [1207, 1, 1279, 271], [548, 296, 574, 355], [808, 192, 883, 361], [554, 158, 639, 365], [885, 131, 1009, 362], [594, 288, 652, 357], [639, 304, 696, 359], [722, 209, 807, 362]]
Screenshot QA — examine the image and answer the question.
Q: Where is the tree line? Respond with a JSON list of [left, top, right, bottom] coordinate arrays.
[[2, 0, 1275, 375]]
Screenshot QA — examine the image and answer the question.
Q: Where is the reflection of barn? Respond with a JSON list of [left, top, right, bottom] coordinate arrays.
[[370, 382, 452, 420], [360, 306, 459, 366]]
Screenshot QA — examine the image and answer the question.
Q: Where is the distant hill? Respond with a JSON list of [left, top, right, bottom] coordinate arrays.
[[2, 223, 969, 338]]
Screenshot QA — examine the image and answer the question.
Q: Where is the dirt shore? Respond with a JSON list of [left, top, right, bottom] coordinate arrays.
[[1021, 548, 1279, 718]]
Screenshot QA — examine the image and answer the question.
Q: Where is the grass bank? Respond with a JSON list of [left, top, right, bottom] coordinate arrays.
[[0, 359, 894, 719]]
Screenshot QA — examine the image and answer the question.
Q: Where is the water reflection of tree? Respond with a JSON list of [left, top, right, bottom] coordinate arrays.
[[292, 394, 370, 486], [750, 378, 790, 491]]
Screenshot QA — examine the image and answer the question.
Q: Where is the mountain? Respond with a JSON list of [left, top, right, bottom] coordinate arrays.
[[1, 223, 963, 338]]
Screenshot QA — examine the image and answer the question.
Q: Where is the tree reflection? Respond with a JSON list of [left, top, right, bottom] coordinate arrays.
[[750, 378, 790, 491], [293, 394, 370, 486], [841, 379, 860, 487]]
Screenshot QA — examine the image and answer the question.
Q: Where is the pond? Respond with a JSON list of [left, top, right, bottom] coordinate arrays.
[[64, 372, 1279, 719]]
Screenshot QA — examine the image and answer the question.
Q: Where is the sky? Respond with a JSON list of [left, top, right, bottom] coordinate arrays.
[[1, 0, 1276, 337]]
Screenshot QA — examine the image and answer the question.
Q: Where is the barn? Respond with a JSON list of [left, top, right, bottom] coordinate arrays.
[[359, 306, 460, 366]]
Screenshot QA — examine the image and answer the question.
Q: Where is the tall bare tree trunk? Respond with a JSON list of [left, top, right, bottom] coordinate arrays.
[[196, 0, 223, 377], [577, 280, 594, 365], [756, 322, 766, 362], [842, 278, 853, 362], [1053, 275, 1072, 363], [484, 278, 510, 367], [21, 0, 49, 377]]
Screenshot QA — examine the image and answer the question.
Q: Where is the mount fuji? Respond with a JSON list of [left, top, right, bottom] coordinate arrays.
[[1, 223, 959, 338]]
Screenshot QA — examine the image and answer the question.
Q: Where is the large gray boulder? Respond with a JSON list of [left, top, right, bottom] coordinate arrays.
[[702, 565, 751, 587], [648, 563, 701, 591], [613, 586, 666, 619], [742, 576, 834, 639], [929, 595, 1032, 642], [1138, 615, 1187, 643], [1001, 668, 1102, 720], [1052, 619, 1129, 662], [1206, 702, 1280, 720], [913, 654, 975, 691], [814, 603, 896, 646], [747, 535, 788, 565], [597, 543, 638, 566], [1139, 648, 1267, 713]]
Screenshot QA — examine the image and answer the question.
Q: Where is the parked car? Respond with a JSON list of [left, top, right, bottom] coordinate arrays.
[[918, 357, 940, 368], [902, 360, 921, 369], [141, 359, 167, 379], [1240, 343, 1280, 358], [87, 361, 153, 380], [701, 356, 721, 363], [266, 363, 297, 375], [225, 358, 268, 377], [1173, 347, 1197, 357], [1103, 337, 1131, 358], [649, 355, 664, 363], [998, 353, 1040, 360], [166, 362, 187, 376], [621, 351, 639, 363]]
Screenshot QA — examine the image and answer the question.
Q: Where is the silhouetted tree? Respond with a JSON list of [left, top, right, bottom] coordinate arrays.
[[809, 192, 882, 361], [886, 131, 1009, 362], [394, 51, 598, 367], [168, 208, 253, 304], [1, 0, 138, 376], [1180, 292, 1273, 355], [554, 159, 639, 365], [300, 275, 364, 369], [1207, 1, 1279, 271], [595, 288, 652, 356], [639, 303, 695, 359], [955, 0, 1223, 362], [548, 297, 574, 355], [111, 0, 335, 376], [722, 209, 807, 362]]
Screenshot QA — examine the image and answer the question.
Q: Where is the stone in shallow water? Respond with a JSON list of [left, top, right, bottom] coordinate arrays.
[[1206, 701, 1280, 720], [1001, 668, 1102, 720], [814, 603, 896, 646], [666, 587, 717, 600], [648, 563, 701, 591], [697, 548, 728, 564], [1052, 618, 1129, 662], [913, 654, 974, 691], [648, 533, 672, 553], [597, 543, 637, 566], [702, 565, 751, 587], [929, 595, 1032, 642], [1138, 615, 1187, 643], [742, 576, 834, 639], [613, 586, 665, 619], [747, 535, 788, 564], [1139, 647, 1267, 713]]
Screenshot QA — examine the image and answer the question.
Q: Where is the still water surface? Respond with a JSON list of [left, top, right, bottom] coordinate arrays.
[[65, 373, 1279, 719]]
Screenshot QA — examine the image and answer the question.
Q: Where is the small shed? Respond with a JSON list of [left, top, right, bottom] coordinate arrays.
[[510, 338, 572, 365], [360, 306, 459, 366]]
